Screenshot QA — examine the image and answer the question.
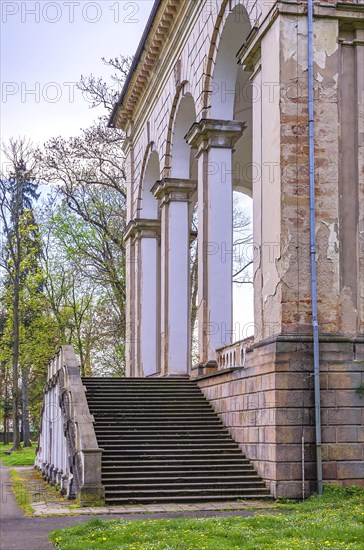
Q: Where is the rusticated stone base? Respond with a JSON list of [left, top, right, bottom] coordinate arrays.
[[77, 484, 105, 507], [195, 336, 364, 499]]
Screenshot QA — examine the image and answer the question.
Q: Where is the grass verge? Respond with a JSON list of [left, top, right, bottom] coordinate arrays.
[[49, 485, 364, 550], [9, 468, 34, 516], [0, 443, 36, 466]]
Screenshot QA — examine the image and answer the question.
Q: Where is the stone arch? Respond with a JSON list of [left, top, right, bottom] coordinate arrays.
[[164, 82, 193, 177], [203, 1, 253, 119], [137, 144, 160, 219], [199, 1, 256, 342], [170, 92, 197, 180]]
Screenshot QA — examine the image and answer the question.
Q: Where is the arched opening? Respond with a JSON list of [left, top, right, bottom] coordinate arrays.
[[171, 93, 196, 180], [189, 199, 198, 365], [136, 148, 161, 376], [232, 55, 254, 340], [170, 93, 198, 369], [233, 191, 254, 340], [155, 92, 198, 374], [210, 4, 254, 345], [140, 150, 160, 219], [210, 5, 252, 121]]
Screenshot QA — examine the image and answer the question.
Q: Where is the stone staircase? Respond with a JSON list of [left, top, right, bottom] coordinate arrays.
[[82, 377, 270, 504]]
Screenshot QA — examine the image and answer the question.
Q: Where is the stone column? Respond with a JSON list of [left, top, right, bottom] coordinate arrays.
[[124, 236, 135, 377], [124, 219, 161, 377], [186, 120, 245, 366], [152, 178, 197, 375]]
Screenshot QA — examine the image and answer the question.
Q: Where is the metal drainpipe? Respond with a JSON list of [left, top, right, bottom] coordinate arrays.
[[308, 0, 323, 496]]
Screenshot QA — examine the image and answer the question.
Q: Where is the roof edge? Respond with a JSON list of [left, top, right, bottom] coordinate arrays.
[[108, 0, 163, 128]]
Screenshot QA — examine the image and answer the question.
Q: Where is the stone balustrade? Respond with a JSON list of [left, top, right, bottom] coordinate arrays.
[[216, 336, 255, 370], [35, 346, 104, 505]]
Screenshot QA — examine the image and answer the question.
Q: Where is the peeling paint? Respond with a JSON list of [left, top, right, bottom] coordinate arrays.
[[313, 21, 338, 69], [320, 221, 339, 262], [282, 18, 307, 70]]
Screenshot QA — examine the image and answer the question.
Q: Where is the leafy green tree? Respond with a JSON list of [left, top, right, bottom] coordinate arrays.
[[0, 139, 59, 446], [0, 139, 39, 448], [38, 192, 125, 376], [36, 119, 127, 374]]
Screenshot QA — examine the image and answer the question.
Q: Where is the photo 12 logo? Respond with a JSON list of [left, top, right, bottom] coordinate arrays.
[[1, 1, 140, 24]]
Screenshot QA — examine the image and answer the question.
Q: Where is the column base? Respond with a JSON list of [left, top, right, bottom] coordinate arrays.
[[192, 360, 218, 377], [77, 484, 105, 507]]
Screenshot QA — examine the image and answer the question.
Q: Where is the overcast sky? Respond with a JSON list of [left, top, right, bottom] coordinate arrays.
[[1, 0, 154, 145]]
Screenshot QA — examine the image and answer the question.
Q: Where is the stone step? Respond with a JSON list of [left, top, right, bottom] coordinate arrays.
[[85, 385, 204, 397], [95, 424, 225, 430], [84, 376, 269, 504], [90, 414, 222, 422], [102, 474, 261, 484], [101, 456, 251, 464], [101, 451, 245, 461], [105, 486, 271, 500], [94, 427, 229, 434], [83, 380, 195, 386], [105, 494, 271, 504], [88, 404, 213, 410], [95, 433, 231, 441], [99, 438, 240, 452], [88, 399, 213, 412], [104, 481, 267, 492], [102, 467, 255, 477], [94, 419, 224, 426], [86, 397, 208, 403]]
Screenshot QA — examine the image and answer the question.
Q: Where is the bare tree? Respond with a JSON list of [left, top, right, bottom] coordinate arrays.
[[77, 55, 133, 112], [232, 193, 253, 285]]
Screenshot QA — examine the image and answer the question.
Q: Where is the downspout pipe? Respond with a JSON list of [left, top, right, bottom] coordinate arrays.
[[308, 0, 323, 496]]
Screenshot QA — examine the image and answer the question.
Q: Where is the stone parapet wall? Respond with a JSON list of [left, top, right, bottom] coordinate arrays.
[[196, 338, 364, 498]]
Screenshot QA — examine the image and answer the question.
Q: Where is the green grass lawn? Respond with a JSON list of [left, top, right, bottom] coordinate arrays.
[[50, 485, 364, 550], [9, 468, 35, 515], [0, 442, 36, 466]]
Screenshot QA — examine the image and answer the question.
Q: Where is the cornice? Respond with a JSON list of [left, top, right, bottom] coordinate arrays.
[[111, 0, 183, 131], [111, 0, 364, 131], [152, 178, 197, 204], [186, 119, 246, 156], [124, 218, 161, 241]]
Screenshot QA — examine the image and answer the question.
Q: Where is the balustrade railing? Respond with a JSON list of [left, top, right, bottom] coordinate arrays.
[[216, 335, 254, 369], [35, 346, 104, 505]]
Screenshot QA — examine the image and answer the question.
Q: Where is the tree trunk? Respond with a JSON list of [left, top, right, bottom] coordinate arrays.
[[11, 184, 21, 450], [12, 273, 21, 450], [21, 367, 31, 446], [4, 374, 10, 445]]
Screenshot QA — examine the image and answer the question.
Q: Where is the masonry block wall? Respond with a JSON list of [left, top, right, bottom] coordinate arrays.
[[198, 340, 364, 498]]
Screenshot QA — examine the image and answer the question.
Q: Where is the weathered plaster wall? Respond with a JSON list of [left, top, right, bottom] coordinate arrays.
[[260, 18, 282, 339], [277, 16, 342, 335]]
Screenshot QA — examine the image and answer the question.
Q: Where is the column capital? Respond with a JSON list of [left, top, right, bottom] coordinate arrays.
[[185, 119, 246, 155], [151, 178, 197, 204], [124, 218, 161, 241]]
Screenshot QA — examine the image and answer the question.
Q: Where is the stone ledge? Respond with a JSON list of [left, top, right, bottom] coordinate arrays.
[[194, 366, 244, 381], [32, 499, 277, 517]]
